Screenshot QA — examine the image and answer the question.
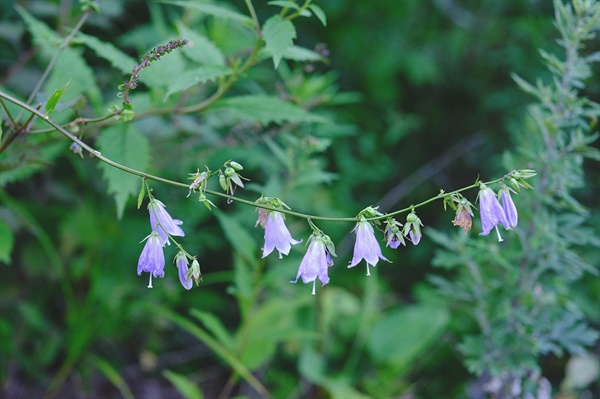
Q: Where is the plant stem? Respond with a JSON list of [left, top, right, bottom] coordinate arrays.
[[0, 90, 515, 224]]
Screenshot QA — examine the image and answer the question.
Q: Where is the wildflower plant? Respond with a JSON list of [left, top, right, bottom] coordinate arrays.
[[1, 0, 598, 398]]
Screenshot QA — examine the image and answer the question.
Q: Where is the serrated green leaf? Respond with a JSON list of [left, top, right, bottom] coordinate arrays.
[[176, 22, 225, 66], [262, 15, 296, 68], [77, 32, 137, 74], [164, 66, 232, 100], [97, 125, 150, 219], [45, 48, 102, 108], [161, 1, 253, 27], [45, 82, 68, 115], [259, 45, 323, 63], [162, 370, 204, 399], [0, 219, 14, 265], [309, 4, 327, 26], [212, 95, 328, 124], [15, 5, 62, 57]]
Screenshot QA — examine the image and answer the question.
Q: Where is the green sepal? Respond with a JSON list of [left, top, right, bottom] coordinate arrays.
[[137, 179, 146, 209]]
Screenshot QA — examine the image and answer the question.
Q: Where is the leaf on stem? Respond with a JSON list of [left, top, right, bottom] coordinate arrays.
[[262, 15, 296, 69]]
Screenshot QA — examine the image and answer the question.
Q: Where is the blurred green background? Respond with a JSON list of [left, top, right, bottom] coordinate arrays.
[[1, 0, 597, 398]]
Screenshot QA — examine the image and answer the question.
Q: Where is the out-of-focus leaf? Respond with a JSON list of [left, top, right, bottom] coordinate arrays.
[[177, 22, 225, 66], [239, 296, 316, 370], [309, 4, 327, 26], [262, 15, 296, 68], [0, 140, 64, 188], [213, 209, 257, 262], [87, 355, 134, 399], [158, 307, 270, 398], [366, 305, 449, 373], [97, 125, 150, 219], [0, 220, 14, 265], [162, 369, 204, 399], [212, 95, 328, 124], [268, 1, 299, 9], [161, 1, 253, 27], [45, 48, 102, 107], [164, 66, 232, 100], [189, 309, 235, 351], [15, 5, 62, 56], [77, 32, 137, 74]]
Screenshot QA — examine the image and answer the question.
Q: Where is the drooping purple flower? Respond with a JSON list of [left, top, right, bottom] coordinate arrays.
[[148, 198, 185, 246], [291, 235, 331, 295], [137, 231, 165, 288], [402, 211, 424, 245], [348, 219, 390, 276], [175, 251, 193, 290], [261, 211, 302, 259], [478, 184, 509, 242], [500, 186, 518, 229], [385, 228, 406, 249]]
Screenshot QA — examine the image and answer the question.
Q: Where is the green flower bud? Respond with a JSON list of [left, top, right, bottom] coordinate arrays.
[[224, 167, 235, 178], [219, 174, 227, 191], [229, 161, 243, 171]]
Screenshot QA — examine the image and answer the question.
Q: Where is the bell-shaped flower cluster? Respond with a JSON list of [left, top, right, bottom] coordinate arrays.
[[132, 168, 531, 293]]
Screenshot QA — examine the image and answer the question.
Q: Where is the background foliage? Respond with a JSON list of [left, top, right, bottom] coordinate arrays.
[[1, 0, 598, 398]]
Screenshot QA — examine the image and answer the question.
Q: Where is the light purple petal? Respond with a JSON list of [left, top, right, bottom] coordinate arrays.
[[292, 239, 330, 287], [176, 256, 193, 290], [149, 199, 185, 246], [409, 230, 421, 245], [479, 187, 508, 236], [349, 221, 389, 269], [501, 190, 518, 229], [137, 233, 165, 278], [262, 212, 301, 258]]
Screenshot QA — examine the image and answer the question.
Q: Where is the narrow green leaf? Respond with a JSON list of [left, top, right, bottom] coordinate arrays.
[[164, 66, 232, 100], [309, 4, 327, 26], [87, 355, 134, 399], [161, 1, 253, 27], [0, 219, 14, 265], [262, 15, 296, 68], [158, 307, 270, 398], [97, 125, 150, 219], [162, 370, 204, 399], [212, 95, 328, 124], [189, 309, 235, 351], [77, 32, 137, 74], [45, 82, 68, 115]]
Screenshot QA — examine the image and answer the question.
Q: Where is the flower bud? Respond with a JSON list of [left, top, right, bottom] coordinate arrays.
[[219, 174, 227, 191], [229, 161, 244, 171], [224, 167, 235, 178]]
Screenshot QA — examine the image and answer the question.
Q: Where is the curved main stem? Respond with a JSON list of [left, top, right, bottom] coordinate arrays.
[[0, 90, 506, 223]]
